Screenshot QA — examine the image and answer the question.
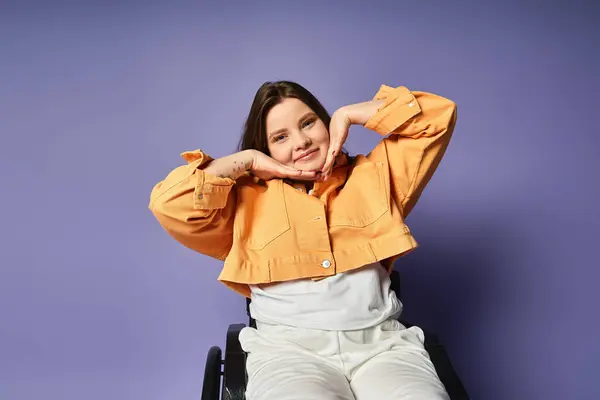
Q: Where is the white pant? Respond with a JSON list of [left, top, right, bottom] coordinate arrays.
[[239, 319, 450, 400]]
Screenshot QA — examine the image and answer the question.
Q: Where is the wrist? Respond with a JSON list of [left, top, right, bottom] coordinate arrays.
[[240, 149, 256, 172], [343, 100, 385, 126], [333, 106, 353, 129]]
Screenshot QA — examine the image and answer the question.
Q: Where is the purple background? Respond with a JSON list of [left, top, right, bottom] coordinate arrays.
[[1, 1, 599, 399]]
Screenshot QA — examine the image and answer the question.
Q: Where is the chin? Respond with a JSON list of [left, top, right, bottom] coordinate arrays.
[[296, 159, 324, 171]]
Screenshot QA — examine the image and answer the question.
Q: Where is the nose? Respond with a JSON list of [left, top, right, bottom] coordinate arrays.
[[293, 131, 312, 150]]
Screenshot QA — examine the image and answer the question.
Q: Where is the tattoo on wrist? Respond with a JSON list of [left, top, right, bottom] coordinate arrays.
[[213, 156, 252, 181]]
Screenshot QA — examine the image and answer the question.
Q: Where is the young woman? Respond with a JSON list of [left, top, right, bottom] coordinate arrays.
[[149, 81, 457, 399]]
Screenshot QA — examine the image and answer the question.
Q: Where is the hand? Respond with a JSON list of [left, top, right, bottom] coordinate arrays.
[[321, 107, 351, 179], [250, 150, 318, 181]]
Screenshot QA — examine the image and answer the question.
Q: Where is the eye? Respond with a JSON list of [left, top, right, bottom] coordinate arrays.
[[302, 118, 316, 129], [273, 134, 287, 142]]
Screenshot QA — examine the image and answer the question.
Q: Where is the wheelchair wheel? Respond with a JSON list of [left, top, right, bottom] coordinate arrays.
[[201, 346, 222, 400]]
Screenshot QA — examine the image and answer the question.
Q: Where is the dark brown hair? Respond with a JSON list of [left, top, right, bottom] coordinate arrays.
[[238, 81, 332, 156]]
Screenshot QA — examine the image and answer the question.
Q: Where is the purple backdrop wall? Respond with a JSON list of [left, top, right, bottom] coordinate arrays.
[[1, 1, 599, 399]]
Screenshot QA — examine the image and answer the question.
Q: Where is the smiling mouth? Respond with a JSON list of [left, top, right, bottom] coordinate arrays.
[[295, 149, 319, 162]]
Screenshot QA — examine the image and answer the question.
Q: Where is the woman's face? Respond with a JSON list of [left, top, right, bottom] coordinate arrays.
[[265, 97, 330, 173]]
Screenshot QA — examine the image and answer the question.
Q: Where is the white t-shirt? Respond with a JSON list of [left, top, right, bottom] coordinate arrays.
[[249, 262, 402, 331]]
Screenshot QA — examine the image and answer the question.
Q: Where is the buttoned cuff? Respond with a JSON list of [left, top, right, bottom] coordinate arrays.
[[180, 149, 236, 210], [364, 85, 422, 135]]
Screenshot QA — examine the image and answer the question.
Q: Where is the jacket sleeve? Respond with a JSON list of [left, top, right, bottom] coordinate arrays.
[[148, 149, 236, 260], [365, 85, 457, 217]]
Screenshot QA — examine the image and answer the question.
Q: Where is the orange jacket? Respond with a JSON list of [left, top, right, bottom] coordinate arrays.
[[149, 85, 457, 297]]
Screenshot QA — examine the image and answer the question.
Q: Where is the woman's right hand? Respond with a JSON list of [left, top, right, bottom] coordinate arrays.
[[250, 150, 318, 181]]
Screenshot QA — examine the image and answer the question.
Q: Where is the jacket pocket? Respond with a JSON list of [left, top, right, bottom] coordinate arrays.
[[235, 182, 290, 250], [328, 161, 389, 227]]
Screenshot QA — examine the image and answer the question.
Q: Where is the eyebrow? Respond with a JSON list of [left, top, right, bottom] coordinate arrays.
[[267, 112, 316, 139]]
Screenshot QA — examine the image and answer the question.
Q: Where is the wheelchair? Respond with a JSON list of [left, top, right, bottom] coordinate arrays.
[[201, 271, 470, 399]]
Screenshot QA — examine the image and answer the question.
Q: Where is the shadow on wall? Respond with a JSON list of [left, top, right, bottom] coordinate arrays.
[[394, 212, 523, 399]]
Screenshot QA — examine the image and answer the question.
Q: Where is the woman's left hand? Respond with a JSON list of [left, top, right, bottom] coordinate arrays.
[[321, 107, 351, 179]]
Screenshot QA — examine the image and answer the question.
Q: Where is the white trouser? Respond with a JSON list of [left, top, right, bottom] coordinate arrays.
[[238, 318, 450, 400]]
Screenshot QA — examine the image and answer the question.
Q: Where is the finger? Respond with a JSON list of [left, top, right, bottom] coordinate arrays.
[[321, 149, 336, 174], [292, 169, 317, 180], [322, 144, 341, 176], [277, 165, 317, 180], [297, 172, 319, 181], [330, 141, 343, 165]]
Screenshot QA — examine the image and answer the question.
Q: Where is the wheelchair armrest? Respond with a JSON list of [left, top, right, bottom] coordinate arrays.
[[223, 323, 247, 400], [390, 270, 402, 301]]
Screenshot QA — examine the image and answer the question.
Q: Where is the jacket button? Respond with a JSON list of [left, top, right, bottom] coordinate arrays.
[[321, 259, 331, 268], [197, 193, 204, 199]]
